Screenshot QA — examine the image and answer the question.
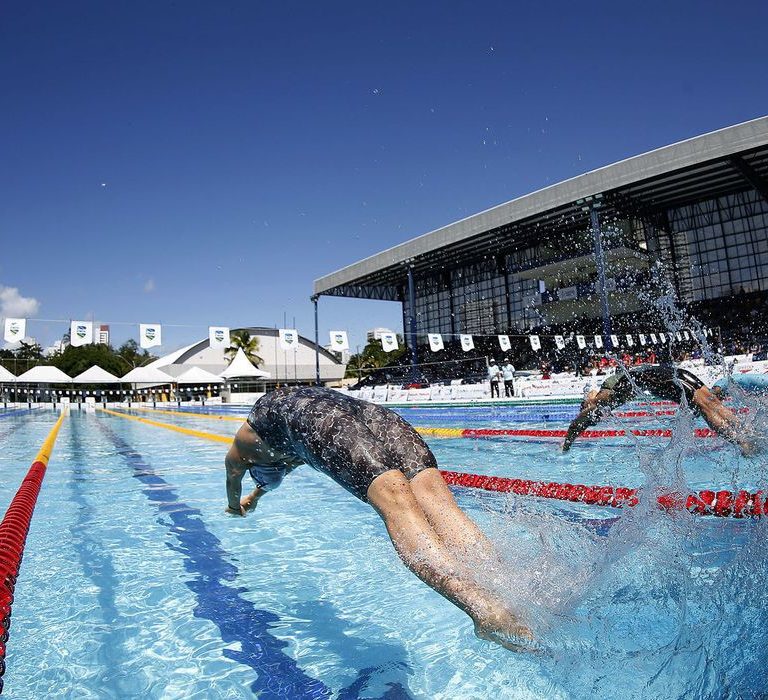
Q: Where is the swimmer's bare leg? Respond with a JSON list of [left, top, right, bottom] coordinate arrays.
[[409, 468, 501, 566], [367, 470, 533, 650], [693, 386, 757, 455]]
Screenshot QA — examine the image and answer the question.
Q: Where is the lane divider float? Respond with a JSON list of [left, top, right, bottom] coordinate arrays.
[[0, 411, 66, 694], [101, 407, 761, 519]]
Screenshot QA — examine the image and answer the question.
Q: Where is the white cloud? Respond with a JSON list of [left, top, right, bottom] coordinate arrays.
[[0, 285, 40, 318], [144, 278, 155, 293]]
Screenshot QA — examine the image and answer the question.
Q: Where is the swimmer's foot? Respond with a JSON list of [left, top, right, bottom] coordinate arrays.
[[473, 612, 538, 653]]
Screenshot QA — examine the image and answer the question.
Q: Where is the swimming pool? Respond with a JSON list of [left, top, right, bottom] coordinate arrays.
[[2, 400, 767, 699]]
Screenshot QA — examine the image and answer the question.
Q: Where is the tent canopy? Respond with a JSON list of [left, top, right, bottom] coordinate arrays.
[[0, 365, 16, 382], [175, 366, 223, 384], [219, 348, 270, 379], [121, 366, 174, 384], [72, 365, 122, 383], [15, 366, 72, 383]]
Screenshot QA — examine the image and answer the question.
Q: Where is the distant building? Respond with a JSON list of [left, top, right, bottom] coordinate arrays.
[[97, 325, 110, 345], [367, 327, 394, 343], [325, 345, 351, 364], [148, 326, 346, 388]]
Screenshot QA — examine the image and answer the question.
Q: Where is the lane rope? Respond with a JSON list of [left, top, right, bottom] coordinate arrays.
[[101, 407, 762, 519], [104, 407, 718, 440], [0, 411, 66, 694]]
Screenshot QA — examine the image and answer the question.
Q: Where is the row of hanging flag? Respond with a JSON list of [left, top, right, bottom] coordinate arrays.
[[373, 328, 714, 354], [3, 317, 712, 356], [2, 318, 354, 353]]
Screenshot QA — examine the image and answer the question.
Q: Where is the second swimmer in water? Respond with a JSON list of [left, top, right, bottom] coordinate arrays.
[[562, 364, 755, 454], [224, 386, 533, 652]]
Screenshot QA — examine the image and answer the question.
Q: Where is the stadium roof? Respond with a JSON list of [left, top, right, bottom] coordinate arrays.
[[314, 116, 768, 300]]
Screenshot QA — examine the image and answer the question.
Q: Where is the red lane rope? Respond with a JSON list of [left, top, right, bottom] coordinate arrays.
[[0, 413, 65, 694], [459, 427, 718, 439], [440, 470, 764, 519]]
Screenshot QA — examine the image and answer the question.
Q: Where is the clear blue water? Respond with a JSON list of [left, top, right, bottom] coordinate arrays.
[[1, 401, 767, 699]]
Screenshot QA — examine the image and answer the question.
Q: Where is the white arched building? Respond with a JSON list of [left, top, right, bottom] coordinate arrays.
[[149, 327, 346, 388]]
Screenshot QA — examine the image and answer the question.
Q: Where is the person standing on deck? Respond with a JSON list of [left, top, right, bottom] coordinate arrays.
[[224, 386, 533, 651], [501, 358, 516, 398], [488, 359, 502, 398]]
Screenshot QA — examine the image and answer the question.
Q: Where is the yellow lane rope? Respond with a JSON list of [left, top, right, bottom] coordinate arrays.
[[34, 411, 67, 466], [100, 407, 232, 444], [130, 406, 245, 422], [115, 406, 464, 439]]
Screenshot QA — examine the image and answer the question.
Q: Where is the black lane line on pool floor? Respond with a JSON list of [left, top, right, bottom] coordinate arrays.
[[95, 420, 333, 699], [67, 417, 131, 696]]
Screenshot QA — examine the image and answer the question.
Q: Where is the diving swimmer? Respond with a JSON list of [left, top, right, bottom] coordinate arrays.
[[562, 364, 755, 454], [224, 386, 533, 651]]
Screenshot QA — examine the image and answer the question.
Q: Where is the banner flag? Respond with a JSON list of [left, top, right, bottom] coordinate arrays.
[[576, 335, 586, 349], [650, 333, 658, 344], [626, 334, 634, 347], [555, 335, 565, 350], [3, 318, 25, 344], [329, 330, 349, 352], [659, 332, 667, 344], [639, 334, 646, 346], [529, 335, 541, 351], [675, 332, 682, 342], [139, 323, 162, 348], [70, 321, 93, 347], [460, 334, 474, 352], [498, 335, 511, 352], [209, 326, 231, 349], [428, 333, 444, 352], [279, 328, 299, 350], [610, 334, 619, 348], [594, 335, 603, 348], [683, 330, 690, 340], [381, 332, 399, 352]]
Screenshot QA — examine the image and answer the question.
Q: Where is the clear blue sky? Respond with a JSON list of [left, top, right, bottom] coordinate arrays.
[[1, 1, 766, 354]]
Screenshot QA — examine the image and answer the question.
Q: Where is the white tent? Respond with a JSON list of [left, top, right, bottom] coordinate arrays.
[[15, 366, 72, 383], [0, 366, 16, 383], [175, 366, 224, 384], [72, 366, 122, 383], [121, 366, 174, 384], [219, 348, 270, 379]]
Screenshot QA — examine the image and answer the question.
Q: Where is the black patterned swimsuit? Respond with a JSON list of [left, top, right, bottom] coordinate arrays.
[[246, 387, 437, 501]]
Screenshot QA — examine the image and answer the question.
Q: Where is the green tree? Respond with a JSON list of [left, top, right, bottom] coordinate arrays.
[[116, 339, 156, 370], [225, 330, 263, 367], [14, 341, 44, 360], [344, 337, 406, 378], [50, 343, 127, 377]]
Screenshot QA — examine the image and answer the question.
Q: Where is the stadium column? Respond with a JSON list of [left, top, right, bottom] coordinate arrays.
[[406, 264, 419, 380], [590, 204, 613, 343], [312, 295, 320, 386]]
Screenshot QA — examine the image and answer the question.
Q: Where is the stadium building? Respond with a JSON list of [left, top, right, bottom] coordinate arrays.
[[314, 117, 768, 365]]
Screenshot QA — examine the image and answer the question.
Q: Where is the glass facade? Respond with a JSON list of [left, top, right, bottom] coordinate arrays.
[[666, 190, 768, 302], [403, 188, 768, 341]]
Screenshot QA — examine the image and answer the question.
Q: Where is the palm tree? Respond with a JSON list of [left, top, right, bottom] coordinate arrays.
[[225, 330, 263, 367]]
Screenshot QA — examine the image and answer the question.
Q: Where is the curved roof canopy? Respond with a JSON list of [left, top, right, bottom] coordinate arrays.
[[0, 366, 16, 382], [15, 366, 72, 383], [121, 366, 174, 384], [72, 366, 122, 383], [219, 348, 270, 379], [314, 116, 768, 299], [176, 366, 223, 384]]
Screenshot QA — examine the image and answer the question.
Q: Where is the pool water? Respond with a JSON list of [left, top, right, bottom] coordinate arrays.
[[1, 400, 767, 699]]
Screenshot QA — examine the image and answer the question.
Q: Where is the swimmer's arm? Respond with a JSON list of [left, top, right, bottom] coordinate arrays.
[[225, 447, 250, 515], [562, 397, 609, 451]]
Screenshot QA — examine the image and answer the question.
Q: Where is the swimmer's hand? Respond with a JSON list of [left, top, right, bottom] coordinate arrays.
[[561, 441, 570, 453], [225, 504, 246, 517]]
